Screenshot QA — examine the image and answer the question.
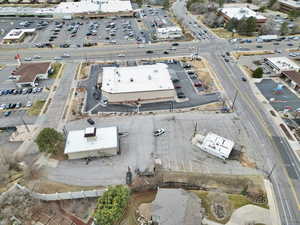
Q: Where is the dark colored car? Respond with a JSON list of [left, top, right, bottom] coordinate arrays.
[[4, 111, 11, 117], [171, 78, 179, 83], [163, 51, 169, 54], [177, 93, 185, 98], [242, 77, 247, 82], [146, 50, 153, 54], [87, 118, 95, 125], [172, 43, 179, 46]]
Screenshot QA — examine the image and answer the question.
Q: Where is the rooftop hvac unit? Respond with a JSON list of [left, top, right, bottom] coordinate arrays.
[[130, 78, 134, 82], [148, 75, 152, 80], [84, 127, 96, 137]]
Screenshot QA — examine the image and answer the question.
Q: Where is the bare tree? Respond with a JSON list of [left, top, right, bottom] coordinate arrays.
[[260, 19, 279, 35], [0, 149, 19, 183]]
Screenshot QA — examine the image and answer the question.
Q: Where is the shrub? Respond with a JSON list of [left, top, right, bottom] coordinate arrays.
[[94, 185, 130, 225]]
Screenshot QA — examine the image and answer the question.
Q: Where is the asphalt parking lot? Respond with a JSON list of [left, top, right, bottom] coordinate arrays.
[[256, 79, 300, 112], [0, 65, 52, 126], [34, 17, 145, 47], [45, 112, 261, 186], [80, 61, 220, 113]]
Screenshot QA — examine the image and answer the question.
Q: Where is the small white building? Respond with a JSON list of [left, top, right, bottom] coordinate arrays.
[[195, 132, 235, 160], [156, 26, 183, 39], [64, 127, 119, 160], [265, 57, 300, 73], [101, 63, 176, 104], [2, 28, 35, 44]]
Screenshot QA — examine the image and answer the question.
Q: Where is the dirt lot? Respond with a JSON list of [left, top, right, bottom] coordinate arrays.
[[189, 58, 221, 92], [232, 51, 275, 60], [78, 63, 91, 80]]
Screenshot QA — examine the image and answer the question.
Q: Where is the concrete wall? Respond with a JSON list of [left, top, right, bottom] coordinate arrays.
[[67, 147, 118, 160], [103, 89, 176, 104]]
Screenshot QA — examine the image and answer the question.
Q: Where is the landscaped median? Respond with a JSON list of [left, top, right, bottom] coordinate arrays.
[[27, 100, 46, 116], [49, 62, 64, 79]]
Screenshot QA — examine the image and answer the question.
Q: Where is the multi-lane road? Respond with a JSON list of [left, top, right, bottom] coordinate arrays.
[[1, 1, 300, 224]]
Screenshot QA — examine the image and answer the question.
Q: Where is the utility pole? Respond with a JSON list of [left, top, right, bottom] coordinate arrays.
[[231, 90, 238, 111], [267, 164, 276, 179]]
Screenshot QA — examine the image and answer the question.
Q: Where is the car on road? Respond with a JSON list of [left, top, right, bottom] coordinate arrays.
[[33, 55, 41, 59], [87, 118, 95, 125], [174, 85, 181, 89], [153, 128, 165, 137], [118, 54, 125, 57], [163, 51, 169, 54], [62, 53, 70, 58], [54, 56, 62, 60], [241, 77, 247, 82], [287, 43, 293, 46], [146, 50, 153, 54], [171, 78, 179, 83], [256, 45, 263, 48], [24, 57, 32, 61], [172, 43, 179, 46]]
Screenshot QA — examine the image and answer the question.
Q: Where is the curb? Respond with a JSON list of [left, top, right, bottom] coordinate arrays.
[[264, 179, 282, 225]]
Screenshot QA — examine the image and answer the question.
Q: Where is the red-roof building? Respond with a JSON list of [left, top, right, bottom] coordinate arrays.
[[280, 70, 300, 92], [11, 62, 52, 88]]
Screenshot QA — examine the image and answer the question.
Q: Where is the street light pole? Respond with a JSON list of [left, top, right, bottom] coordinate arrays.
[[231, 90, 238, 111]]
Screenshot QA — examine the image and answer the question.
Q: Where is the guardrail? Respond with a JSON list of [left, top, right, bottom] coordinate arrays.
[[12, 184, 106, 201]]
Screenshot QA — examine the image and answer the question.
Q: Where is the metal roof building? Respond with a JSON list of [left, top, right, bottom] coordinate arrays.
[[265, 57, 300, 73], [195, 132, 235, 160], [64, 127, 119, 160]]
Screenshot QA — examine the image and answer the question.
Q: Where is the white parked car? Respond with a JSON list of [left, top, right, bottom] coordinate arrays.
[[24, 57, 32, 61], [26, 101, 32, 107], [118, 54, 125, 57], [153, 128, 165, 137], [33, 55, 41, 59]]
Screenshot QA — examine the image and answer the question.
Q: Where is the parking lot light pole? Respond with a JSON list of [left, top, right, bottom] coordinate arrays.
[[231, 90, 238, 111]]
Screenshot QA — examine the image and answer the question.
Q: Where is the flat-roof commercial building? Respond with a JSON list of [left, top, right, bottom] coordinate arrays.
[[195, 132, 235, 160], [278, 0, 300, 13], [101, 63, 176, 104], [218, 7, 267, 28], [64, 127, 119, 160], [11, 62, 51, 88], [265, 57, 300, 73], [156, 26, 183, 39], [280, 70, 300, 92], [0, 0, 133, 18], [2, 28, 35, 44]]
